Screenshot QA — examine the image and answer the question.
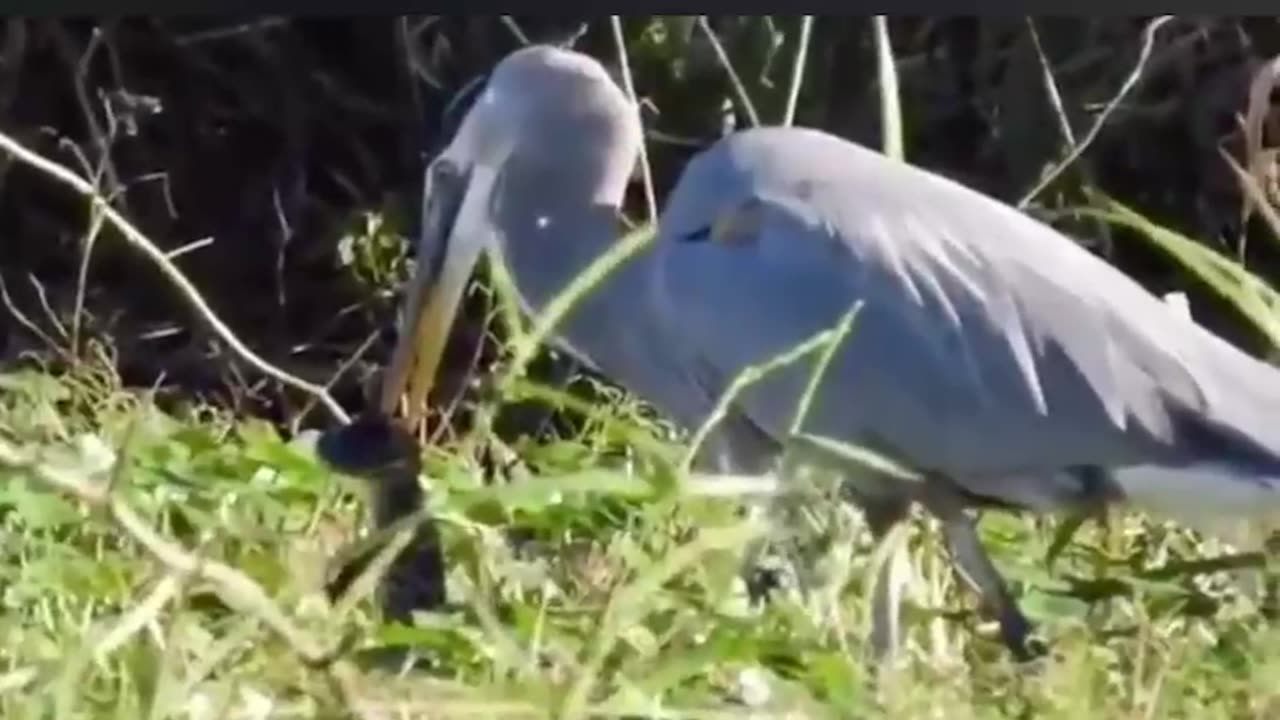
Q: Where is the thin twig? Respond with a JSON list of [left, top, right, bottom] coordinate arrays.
[[497, 225, 655, 390], [500, 16, 530, 46], [71, 198, 111, 355], [0, 273, 71, 361], [781, 16, 814, 127], [1018, 15, 1174, 208], [1221, 148, 1280, 251], [27, 273, 69, 343], [0, 438, 341, 665], [0, 434, 379, 718], [1240, 52, 1280, 241], [787, 304, 861, 436], [697, 17, 761, 128], [872, 16, 904, 162], [682, 318, 856, 472], [51, 26, 125, 200], [644, 128, 712, 148], [426, 300, 499, 448], [92, 572, 184, 661], [1025, 17, 1114, 255], [609, 16, 658, 223], [1026, 19, 1077, 146], [271, 184, 292, 310], [50, 26, 126, 357], [173, 17, 290, 46], [164, 236, 214, 260], [399, 16, 444, 92], [0, 127, 351, 424], [286, 327, 381, 435]]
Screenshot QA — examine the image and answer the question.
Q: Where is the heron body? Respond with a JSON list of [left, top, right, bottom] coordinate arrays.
[[654, 126, 1280, 520], [376, 44, 1280, 660]]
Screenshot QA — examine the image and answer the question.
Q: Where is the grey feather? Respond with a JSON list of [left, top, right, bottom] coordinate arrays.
[[653, 126, 1280, 505]]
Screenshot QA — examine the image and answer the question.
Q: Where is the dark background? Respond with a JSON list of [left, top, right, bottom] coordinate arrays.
[[1, 16, 1277, 435]]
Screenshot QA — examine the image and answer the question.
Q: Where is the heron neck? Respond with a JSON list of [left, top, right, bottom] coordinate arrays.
[[495, 183, 646, 315]]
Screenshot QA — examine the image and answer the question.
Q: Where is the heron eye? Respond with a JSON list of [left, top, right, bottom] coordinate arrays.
[[431, 158, 462, 183], [680, 226, 712, 243]]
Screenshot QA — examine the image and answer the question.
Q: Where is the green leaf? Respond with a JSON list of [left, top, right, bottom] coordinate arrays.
[[0, 479, 82, 530]]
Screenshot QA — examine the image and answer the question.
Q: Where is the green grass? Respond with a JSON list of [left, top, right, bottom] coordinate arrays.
[[4, 16, 1280, 714], [3, 324, 1280, 719]]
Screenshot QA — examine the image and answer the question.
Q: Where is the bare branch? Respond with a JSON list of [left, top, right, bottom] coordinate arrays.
[[697, 17, 761, 128], [609, 16, 658, 223], [872, 17, 903, 161], [0, 273, 71, 360], [0, 437, 340, 665], [500, 16, 530, 46], [781, 16, 814, 127], [1241, 53, 1280, 235], [1026, 19, 1077, 147], [1025, 17, 1114, 255], [0, 127, 351, 424], [1018, 15, 1174, 208]]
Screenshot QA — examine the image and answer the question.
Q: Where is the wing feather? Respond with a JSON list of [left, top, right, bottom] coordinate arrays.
[[652, 128, 1280, 484]]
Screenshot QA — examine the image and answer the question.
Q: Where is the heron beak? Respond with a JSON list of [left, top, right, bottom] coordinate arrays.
[[378, 163, 497, 427]]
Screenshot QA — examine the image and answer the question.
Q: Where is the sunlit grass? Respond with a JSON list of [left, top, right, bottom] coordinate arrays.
[[3, 325, 1280, 719], [5, 15, 1280, 720]]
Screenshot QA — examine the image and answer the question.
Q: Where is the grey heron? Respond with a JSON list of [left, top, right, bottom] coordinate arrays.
[[374, 43, 1280, 661]]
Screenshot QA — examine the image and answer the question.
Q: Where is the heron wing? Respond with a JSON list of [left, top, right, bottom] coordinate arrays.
[[653, 128, 1280, 487]]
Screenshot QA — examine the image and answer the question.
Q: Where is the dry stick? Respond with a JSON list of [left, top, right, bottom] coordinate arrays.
[[0, 439, 339, 665], [0, 129, 351, 424], [1239, 52, 1280, 254], [870, 13, 922, 659], [1221, 148, 1280, 249], [500, 16, 530, 46], [55, 27, 125, 202], [270, 185, 292, 310], [27, 274, 69, 343], [609, 16, 658, 223], [92, 572, 183, 661], [872, 16, 903, 162], [697, 16, 761, 128], [0, 273, 71, 361], [1026, 19, 1077, 148], [173, 17, 290, 47], [67, 133, 124, 356], [71, 201, 111, 355], [1, 439, 377, 718], [1024, 18, 1114, 254], [164, 236, 214, 260], [399, 16, 445, 91], [57, 28, 123, 357], [287, 327, 382, 435], [1017, 15, 1174, 209], [781, 16, 814, 127]]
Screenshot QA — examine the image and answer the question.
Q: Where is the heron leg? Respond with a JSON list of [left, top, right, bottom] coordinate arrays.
[[860, 493, 912, 662], [742, 497, 795, 604], [918, 477, 1044, 662]]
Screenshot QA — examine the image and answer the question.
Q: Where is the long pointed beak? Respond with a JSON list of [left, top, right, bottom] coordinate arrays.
[[378, 163, 497, 427]]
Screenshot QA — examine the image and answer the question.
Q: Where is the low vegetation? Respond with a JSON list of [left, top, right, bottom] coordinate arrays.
[[3, 15, 1280, 719]]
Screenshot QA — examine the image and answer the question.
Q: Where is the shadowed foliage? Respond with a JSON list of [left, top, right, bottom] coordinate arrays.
[[3, 16, 1280, 718]]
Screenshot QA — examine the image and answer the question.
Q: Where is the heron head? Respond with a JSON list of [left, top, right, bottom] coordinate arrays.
[[377, 45, 641, 426]]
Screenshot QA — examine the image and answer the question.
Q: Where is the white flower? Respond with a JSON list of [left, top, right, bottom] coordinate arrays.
[[736, 666, 771, 708]]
